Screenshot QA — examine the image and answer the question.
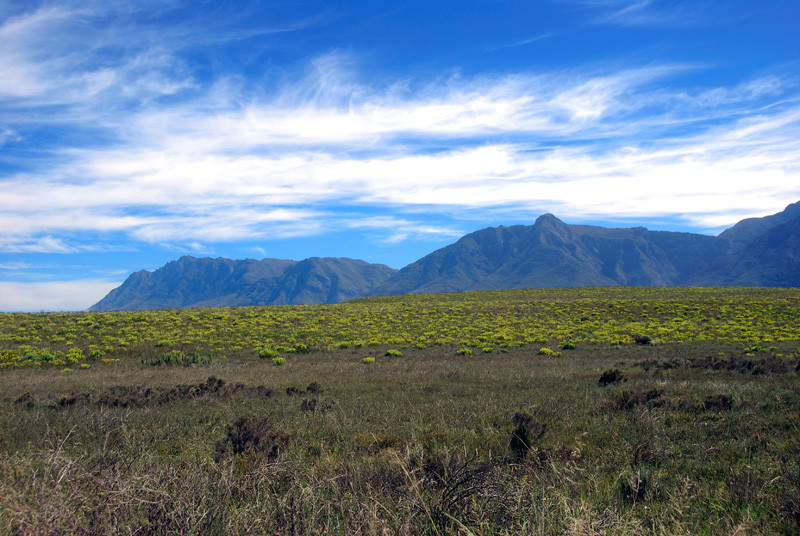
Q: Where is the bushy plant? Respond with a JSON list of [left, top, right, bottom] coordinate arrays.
[[703, 393, 733, 411], [385, 349, 402, 357], [537, 347, 560, 357], [598, 369, 625, 386], [258, 348, 279, 359], [509, 411, 547, 459], [142, 350, 212, 367], [272, 357, 286, 366], [214, 415, 290, 462], [456, 348, 472, 356], [306, 382, 323, 394], [634, 334, 653, 345], [362, 357, 375, 364]]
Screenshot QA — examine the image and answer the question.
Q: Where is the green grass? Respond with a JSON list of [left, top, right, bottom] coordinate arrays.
[[1, 287, 799, 534]]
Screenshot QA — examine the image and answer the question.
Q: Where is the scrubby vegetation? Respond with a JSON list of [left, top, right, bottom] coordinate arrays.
[[1, 287, 799, 534]]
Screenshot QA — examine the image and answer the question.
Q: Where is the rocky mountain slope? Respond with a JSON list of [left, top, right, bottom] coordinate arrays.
[[90, 257, 397, 311], [91, 202, 800, 310], [371, 213, 736, 295]]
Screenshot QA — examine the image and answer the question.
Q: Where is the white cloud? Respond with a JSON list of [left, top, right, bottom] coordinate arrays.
[[562, 0, 719, 28], [342, 216, 465, 244], [0, 261, 34, 271], [0, 279, 121, 312], [1, 26, 799, 251], [0, 236, 78, 253]]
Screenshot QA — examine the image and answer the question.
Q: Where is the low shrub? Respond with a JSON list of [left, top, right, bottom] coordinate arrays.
[[300, 398, 318, 412], [634, 334, 653, 345], [598, 369, 625, 386], [258, 348, 279, 359], [385, 349, 402, 357], [214, 415, 290, 462], [703, 393, 733, 411], [538, 347, 560, 357], [272, 357, 286, 366], [509, 411, 547, 459], [142, 350, 212, 367]]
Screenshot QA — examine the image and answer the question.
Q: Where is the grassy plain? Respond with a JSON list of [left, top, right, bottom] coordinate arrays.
[[1, 287, 799, 534]]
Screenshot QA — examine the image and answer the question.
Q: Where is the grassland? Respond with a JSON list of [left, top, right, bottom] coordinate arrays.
[[1, 287, 799, 534]]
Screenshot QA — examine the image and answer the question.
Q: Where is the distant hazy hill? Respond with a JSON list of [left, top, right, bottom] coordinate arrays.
[[90, 257, 398, 311], [91, 202, 800, 311]]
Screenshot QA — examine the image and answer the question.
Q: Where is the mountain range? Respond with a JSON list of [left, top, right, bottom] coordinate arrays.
[[90, 201, 800, 311]]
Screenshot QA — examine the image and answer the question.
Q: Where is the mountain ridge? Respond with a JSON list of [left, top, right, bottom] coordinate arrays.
[[90, 256, 397, 311], [90, 202, 800, 311]]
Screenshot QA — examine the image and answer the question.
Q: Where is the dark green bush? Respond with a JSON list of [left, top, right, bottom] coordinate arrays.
[[509, 411, 546, 459], [214, 416, 290, 462], [598, 369, 625, 386]]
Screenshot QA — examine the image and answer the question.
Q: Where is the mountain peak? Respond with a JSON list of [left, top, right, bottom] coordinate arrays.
[[534, 213, 563, 225], [719, 201, 800, 249]]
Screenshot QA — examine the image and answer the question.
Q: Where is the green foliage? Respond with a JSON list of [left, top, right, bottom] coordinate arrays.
[[142, 350, 212, 367], [456, 348, 472, 356], [2, 287, 799, 372], [257, 348, 280, 359], [272, 357, 286, 366], [384, 349, 402, 357], [361, 357, 375, 364]]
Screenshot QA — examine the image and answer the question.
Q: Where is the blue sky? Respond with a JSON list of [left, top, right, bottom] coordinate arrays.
[[1, 0, 799, 311]]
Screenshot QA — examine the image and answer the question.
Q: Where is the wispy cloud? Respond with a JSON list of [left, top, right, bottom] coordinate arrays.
[[488, 33, 554, 52], [0, 261, 34, 271], [0, 236, 80, 254], [558, 0, 721, 27], [2, 52, 799, 250], [1, 2, 799, 256]]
